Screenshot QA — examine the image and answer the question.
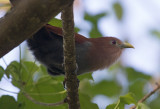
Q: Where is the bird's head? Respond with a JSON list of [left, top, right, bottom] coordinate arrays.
[[103, 37, 134, 60], [89, 37, 134, 56], [108, 37, 134, 49], [86, 37, 134, 71], [105, 37, 134, 65]]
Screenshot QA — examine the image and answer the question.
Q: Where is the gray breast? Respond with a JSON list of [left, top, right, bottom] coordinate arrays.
[[75, 41, 92, 74]]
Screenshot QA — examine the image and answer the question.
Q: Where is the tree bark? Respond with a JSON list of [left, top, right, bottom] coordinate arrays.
[[0, 0, 74, 58], [62, 3, 81, 109]]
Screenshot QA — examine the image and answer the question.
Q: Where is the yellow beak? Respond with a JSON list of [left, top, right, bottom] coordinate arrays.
[[120, 42, 134, 49]]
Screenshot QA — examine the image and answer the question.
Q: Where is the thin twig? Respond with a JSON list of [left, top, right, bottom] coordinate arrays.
[[26, 90, 66, 96], [0, 87, 18, 94], [2, 57, 7, 67], [23, 92, 66, 106], [130, 82, 160, 109], [138, 82, 160, 103]]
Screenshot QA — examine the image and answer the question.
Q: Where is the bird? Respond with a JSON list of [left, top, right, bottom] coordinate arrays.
[[27, 24, 134, 76]]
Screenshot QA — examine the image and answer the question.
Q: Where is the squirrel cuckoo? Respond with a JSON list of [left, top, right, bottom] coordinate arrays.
[[27, 24, 134, 76]]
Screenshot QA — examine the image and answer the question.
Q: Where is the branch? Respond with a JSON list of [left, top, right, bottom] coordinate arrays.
[[61, 2, 81, 109], [130, 82, 160, 109], [0, 0, 74, 58]]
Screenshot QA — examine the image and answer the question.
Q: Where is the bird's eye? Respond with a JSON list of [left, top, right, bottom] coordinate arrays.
[[112, 40, 116, 45]]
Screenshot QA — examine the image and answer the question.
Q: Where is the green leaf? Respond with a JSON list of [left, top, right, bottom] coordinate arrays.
[[80, 93, 99, 109], [125, 68, 151, 101], [106, 104, 116, 109], [113, 2, 123, 20], [0, 66, 4, 81], [48, 18, 62, 28], [84, 12, 106, 38], [148, 94, 160, 109], [151, 30, 160, 39], [48, 18, 80, 33], [118, 93, 136, 107], [20, 61, 38, 83], [129, 79, 147, 100], [0, 95, 19, 109], [106, 93, 136, 109], [89, 27, 103, 38], [22, 75, 66, 101], [18, 92, 67, 109], [18, 75, 67, 109], [32, 65, 48, 82], [137, 103, 150, 109], [5, 61, 20, 79], [78, 72, 93, 81], [80, 80, 122, 97], [5, 61, 68, 109], [125, 67, 151, 82], [5, 61, 39, 88], [84, 12, 106, 24], [75, 27, 80, 33], [92, 80, 122, 97]]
